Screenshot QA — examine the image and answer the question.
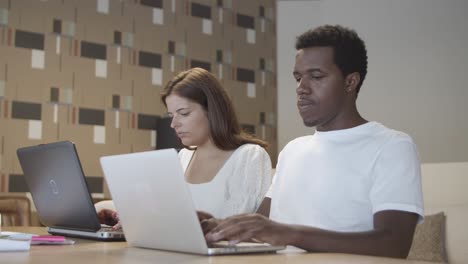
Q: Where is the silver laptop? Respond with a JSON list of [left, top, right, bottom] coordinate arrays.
[[16, 141, 124, 241], [100, 149, 285, 255]]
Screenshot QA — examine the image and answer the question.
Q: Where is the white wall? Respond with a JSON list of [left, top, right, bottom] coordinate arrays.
[[277, 0, 468, 163]]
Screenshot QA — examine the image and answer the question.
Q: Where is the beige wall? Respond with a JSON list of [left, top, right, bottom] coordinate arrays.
[[0, 0, 278, 195], [277, 0, 468, 164]]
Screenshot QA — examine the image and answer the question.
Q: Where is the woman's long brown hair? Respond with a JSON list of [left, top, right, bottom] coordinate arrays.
[[161, 68, 268, 150]]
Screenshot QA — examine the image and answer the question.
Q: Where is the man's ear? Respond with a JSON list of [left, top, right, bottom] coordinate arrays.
[[345, 72, 361, 93]]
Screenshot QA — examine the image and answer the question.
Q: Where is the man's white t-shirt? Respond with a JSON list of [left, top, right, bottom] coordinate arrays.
[[267, 122, 424, 232], [180, 144, 272, 219]]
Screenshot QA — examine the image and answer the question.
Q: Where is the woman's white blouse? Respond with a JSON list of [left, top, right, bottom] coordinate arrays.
[[179, 144, 272, 218]]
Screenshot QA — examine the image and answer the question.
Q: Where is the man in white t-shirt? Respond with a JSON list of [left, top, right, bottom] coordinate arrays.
[[202, 25, 424, 258]]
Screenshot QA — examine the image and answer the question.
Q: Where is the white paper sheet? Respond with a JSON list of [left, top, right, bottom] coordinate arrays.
[[0, 232, 32, 252], [0, 239, 30, 251]]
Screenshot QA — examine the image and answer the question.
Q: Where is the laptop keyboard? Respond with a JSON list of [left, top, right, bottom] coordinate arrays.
[[209, 241, 268, 248], [99, 226, 121, 233]]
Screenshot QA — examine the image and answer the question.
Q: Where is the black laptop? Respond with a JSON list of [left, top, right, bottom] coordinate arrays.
[[16, 141, 124, 241]]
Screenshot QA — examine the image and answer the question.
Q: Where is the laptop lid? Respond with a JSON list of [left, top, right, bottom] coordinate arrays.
[[16, 141, 124, 241], [100, 149, 284, 255]]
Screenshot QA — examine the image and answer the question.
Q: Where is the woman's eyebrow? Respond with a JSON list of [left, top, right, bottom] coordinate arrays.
[[176, 107, 189, 113]]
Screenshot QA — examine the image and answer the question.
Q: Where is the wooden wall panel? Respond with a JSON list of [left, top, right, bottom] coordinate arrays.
[[0, 0, 277, 195]]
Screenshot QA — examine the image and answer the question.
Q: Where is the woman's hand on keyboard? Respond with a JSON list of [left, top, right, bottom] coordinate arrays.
[[97, 209, 121, 230]]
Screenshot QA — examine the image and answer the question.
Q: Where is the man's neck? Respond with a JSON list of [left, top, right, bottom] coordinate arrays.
[[316, 104, 367, 132]]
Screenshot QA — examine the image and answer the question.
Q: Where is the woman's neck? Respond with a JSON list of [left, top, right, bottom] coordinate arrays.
[[185, 139, 235, 184], [194, 139, 224, 156]]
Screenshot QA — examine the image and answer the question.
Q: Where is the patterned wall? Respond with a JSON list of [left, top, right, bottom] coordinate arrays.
[[0, 0, 277, 197]]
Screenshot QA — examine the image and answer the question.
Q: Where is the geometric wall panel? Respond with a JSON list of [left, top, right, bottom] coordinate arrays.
[[8, 174, 29, 193], [237, 14, 255, 29], [141, 0, 163, 9], [50, 87, 59, 102], [0, 0, 277, 198], [81, 41, 107, 60], [191, 3, 212, 19], [138, 51, 162, 68], [79, 108, 105, 126], [190, 59, 211, 72], [11, 101, 42, 120], [15, 30, 44, 50], [237, 68, 255, 83], [138, 114, 159, 130]]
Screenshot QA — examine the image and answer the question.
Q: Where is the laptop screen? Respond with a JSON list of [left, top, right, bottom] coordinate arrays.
[[17, 141, 101, 231]]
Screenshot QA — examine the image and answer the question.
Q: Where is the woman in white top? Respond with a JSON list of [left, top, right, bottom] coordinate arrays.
[[97, 68, 272, 226], [164, 67, 272, 218]]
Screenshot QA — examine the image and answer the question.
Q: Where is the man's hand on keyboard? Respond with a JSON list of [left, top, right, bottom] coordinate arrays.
[[197, 211, 221, 235]]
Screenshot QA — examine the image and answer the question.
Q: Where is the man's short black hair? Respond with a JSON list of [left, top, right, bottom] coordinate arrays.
[[296, 25, 368, 95]]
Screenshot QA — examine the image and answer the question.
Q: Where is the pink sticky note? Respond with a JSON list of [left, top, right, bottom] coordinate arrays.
[[31, 235, 66, 242]]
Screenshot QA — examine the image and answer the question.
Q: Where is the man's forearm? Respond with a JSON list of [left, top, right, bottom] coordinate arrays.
[[276, 223, 410, 258], [256, 197, 271, 217]]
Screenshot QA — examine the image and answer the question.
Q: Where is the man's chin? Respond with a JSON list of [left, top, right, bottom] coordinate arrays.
[[302, 120, 318, 127]]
